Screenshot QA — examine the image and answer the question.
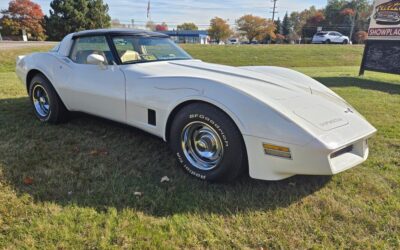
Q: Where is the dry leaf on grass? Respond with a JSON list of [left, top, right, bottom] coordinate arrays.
[[89, 148, 109, 156], [23, 177, 33, 185]]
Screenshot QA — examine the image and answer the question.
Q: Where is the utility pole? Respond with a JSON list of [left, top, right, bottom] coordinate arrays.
[[131, 19, 135, 29], [271, 0, 278, 22], [269, 0, 278, 44]]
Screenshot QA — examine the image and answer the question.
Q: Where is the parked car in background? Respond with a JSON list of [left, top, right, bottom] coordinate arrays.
[[241, 41, 259, 45], [227, 38, 240, 45], [312, 31, 350, 44]]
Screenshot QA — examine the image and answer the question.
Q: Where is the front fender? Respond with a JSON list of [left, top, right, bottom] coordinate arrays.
[[157, 76, 313, 146]]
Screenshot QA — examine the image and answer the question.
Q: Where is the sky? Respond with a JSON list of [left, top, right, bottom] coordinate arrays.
[[0, 0, 327, 29]]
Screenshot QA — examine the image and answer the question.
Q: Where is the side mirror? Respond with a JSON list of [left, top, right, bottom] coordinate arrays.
[[87, 54, 105, 65]]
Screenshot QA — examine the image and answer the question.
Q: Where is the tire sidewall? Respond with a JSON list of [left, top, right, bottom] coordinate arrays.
[[29, 75, 55, 122], [171, 105, 244, 181]]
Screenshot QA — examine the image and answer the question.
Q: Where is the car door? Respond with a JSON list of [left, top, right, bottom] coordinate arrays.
[[327, 32, 336, 43], [336, 32, 345, 43], [56, 35, 126, 122], [332, 32, 342, 43]]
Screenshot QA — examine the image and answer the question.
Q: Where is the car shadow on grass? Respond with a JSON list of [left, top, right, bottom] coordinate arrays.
[[315, 76, 400, 95], [0, 97, 331, 216]]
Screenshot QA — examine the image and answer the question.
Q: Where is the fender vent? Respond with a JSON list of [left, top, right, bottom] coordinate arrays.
[[148, 109, 156, 126]]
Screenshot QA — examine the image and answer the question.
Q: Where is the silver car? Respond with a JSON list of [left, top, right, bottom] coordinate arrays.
[[312, 31, 350, 44]]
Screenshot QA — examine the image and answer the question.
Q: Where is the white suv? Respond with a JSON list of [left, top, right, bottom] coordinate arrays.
[[312, 31, 350, 44]]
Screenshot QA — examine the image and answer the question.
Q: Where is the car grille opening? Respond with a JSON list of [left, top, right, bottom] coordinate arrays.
[[330, 145, 353, 159]]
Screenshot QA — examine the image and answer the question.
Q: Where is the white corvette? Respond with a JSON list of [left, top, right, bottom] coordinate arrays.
[[16, 29, 376, 182]]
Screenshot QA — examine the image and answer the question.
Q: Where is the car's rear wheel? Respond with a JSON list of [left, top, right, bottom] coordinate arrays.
[[325, 39, 331, 44], [169, 103, 247, 182], [29, 74, 68, 123]]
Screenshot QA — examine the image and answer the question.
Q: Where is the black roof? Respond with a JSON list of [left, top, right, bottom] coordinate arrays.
[[72, 28, 169, 38]]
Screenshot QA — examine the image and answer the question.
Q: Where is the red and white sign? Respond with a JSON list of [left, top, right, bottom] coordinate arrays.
[[368, 0, 400, 40]]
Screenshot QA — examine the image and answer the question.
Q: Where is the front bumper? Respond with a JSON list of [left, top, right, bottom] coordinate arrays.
[[243, 131, 374, 181]]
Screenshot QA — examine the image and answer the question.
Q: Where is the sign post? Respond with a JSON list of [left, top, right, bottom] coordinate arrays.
[[22, 29, 28, 42], [360, 0, 400, 75]]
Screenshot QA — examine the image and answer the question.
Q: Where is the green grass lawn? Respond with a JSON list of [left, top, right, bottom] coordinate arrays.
[[0, 44, 399, 249]]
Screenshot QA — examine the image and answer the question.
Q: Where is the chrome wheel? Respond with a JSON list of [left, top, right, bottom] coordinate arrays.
[[32, 85, 50, 117], [181, 121, 224, 171]]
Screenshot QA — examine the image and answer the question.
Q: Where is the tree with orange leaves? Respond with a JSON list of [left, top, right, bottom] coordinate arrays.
[[0, 0, 45, 40], [307, 12, 325, 26], [341, 8, 356, 42], [236, 14, 276, 43], [208, 17, 233, 43]]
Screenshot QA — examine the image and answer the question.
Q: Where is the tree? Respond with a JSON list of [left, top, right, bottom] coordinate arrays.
[[145, 20, 156, 31], [325, 0, 347, 25], [306, 11, 325, 26], [111, 19, 122, 28], [324, 0, 370, 25], [208, 17, 232, 43], [155, 22, 168, 31], [355, 30, 368, 44], [45, 0, 111, 41], [177, 22, 198, 31], [341, 8, 356, 40], [275, 33, 285, 44], [289, 6, 322, 41], [274, 17, 282, 34], [236, 14, 276, 43], [282, 12, 291, 36], [0, 0, 46, 40]]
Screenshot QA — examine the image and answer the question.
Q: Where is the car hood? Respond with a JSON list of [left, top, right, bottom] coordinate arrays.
[[132, 59, 325, 99]]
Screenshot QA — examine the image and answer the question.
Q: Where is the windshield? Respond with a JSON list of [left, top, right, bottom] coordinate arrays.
[[112, 36, 192, 64], [50, 43, 60, 52]]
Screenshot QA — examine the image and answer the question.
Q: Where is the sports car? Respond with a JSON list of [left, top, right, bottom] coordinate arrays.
[[15, 29, 376, 182]]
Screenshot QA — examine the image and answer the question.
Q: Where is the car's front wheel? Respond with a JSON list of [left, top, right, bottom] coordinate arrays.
[[169, 103, 247, 182], [29, 74, 68, 123]]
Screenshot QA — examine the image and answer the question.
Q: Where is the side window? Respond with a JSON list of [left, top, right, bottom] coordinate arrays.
[[70, 36, 114, 65], [113, 37, 141, 63], [328, 32, 336, 36]]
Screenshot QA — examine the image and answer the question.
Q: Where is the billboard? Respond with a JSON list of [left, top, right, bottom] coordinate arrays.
[[368, 0, 400, 40], [360, 0, 400, 75]]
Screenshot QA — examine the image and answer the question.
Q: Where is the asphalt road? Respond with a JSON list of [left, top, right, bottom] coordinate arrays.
[[0, 41, 58, 50]]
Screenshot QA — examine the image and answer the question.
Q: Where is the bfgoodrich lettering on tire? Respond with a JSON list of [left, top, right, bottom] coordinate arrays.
[[169, 103, 247, 181]]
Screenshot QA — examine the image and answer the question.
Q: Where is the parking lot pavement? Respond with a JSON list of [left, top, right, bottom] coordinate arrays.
[[0, 41, 58, 50]]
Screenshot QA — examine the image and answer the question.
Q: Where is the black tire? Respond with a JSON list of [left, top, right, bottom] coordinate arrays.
[[325, 39, 331, 44], [343, 40, 348, 45], [169, 103, 247, 182], [29, 74, 69, 123]]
